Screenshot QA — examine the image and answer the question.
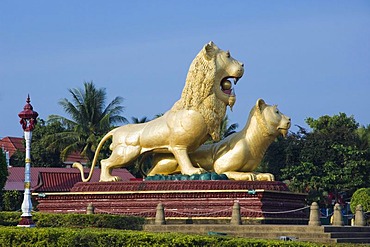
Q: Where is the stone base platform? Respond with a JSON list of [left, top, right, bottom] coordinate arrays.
[[34, 180, 308, 224]]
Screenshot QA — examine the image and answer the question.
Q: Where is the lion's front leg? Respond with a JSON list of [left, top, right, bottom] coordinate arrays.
[[171, 147, 205, 175]]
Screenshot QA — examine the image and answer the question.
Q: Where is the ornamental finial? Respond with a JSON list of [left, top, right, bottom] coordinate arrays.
[[18, 95, 38, 131]]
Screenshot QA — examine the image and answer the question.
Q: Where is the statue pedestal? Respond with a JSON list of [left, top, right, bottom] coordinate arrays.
[[35, 180, 308, 224]]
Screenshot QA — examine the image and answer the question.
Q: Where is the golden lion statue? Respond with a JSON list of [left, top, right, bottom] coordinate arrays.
[[73, 42, 244, 182], [148, 99, 291, 181]]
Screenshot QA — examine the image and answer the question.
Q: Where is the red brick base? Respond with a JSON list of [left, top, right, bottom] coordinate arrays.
[[35, 180, 308, 224]]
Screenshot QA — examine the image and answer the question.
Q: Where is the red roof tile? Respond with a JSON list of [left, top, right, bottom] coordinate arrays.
[[34, 172, 84, 192], [63, 151, 88, 165], [5, 167, 135, 192], [0, 137, 24, 157]]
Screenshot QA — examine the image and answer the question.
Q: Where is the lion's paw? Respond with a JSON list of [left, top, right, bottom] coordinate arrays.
[[182, 167, 206, 175], [222, 172, 257, 181], [240, 173, 257, 181], [255, 173, 275, 181], [99, 175, 122, 182]]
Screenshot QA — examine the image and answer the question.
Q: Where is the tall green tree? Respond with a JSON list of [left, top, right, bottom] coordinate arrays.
[[47, 81, 127, 163], [280, 113, 370, 205], [259, 128, 304, 181], [0, 149, 8, 192], [31, 119, 65, 167], [0, 148, 8, 210], [357, 124, 370, 154], [9, 149, 25, 167]]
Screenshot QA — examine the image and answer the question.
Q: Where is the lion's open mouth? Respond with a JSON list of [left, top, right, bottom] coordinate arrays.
[[278, 128, 289, 137], [220, 77, 239, 95]]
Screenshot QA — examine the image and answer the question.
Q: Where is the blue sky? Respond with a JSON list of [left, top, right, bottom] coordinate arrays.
[[1, 1, 369, 138]]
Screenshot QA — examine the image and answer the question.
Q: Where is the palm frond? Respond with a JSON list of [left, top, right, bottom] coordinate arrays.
[[48, 81, 127, 162]]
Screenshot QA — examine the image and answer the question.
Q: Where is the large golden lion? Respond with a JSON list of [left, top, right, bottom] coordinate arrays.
[[148, 99, 291, 181], [73, 42, 244, 182]]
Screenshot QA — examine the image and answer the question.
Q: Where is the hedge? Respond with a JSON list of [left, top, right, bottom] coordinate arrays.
[[0, 212, 144, 230], [0, 227, 333, 247]]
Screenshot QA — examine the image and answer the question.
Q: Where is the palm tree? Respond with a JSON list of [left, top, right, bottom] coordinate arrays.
[[220, 115, 239, 138], [47, 81, 127, 163], [131, 116, 148, 124]]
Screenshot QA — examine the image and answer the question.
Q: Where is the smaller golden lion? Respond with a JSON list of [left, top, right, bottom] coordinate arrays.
[[149, 99, 291, 181]]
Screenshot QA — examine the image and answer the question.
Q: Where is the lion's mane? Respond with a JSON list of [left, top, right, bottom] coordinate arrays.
[[172, 48, 226, 141]]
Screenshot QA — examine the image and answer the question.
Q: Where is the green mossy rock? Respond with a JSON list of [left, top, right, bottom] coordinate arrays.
[[146, 172, 229, 181]]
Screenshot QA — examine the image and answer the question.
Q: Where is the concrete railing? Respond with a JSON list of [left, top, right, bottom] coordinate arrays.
[[151, 201, 367, 226]]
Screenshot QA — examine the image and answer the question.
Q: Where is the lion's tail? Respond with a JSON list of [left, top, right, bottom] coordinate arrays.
[[73, 131, 114, 182]]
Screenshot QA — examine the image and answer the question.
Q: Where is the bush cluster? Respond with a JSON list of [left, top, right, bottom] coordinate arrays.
[[350, 188, 370, 214], [0, 226, 327, 247], [0, 212, 144, 230]]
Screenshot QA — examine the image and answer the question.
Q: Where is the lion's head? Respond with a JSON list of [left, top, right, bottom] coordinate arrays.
[[173, 42, 244, 141], [253, 99, 291, 138]]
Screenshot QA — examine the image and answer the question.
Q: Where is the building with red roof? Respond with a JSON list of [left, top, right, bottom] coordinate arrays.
[[0, 136, 88, 166], [0, 136, 24, 159], [5, 167, 136, 192], [1, 136, 136, 193]]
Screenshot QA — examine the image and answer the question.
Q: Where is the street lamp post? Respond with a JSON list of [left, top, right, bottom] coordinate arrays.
[[17, 95, 38, 227]]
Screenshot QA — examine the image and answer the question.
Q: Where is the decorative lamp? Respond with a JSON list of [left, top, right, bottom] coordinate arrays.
[[17, 95, 38, 227]]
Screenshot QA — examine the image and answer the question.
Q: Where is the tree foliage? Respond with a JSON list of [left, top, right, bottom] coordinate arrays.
[[262, 113, 370, 206], [30, 119, 65, 167], [131, 116, 148, 124], [46, 81, 127, 163], [357, 124, 370, 156], [0, 149, 8, 195], [259, 130, 304, 181], [1, 190, 22, 211], [0, 149, 8, 211], [9, 149, 25, 167]]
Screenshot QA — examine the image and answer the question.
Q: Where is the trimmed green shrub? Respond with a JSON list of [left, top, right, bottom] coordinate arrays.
[[34, 213, 144, 230], [0, 212, 144, 230], [350, 188, 370, 214], [0, 226, 328, 247], [0, 212, 21, 226]]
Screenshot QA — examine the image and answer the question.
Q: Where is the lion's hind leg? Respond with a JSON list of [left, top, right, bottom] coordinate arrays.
[[148, 154, 180, 176], [100, 144, 141, 182]]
